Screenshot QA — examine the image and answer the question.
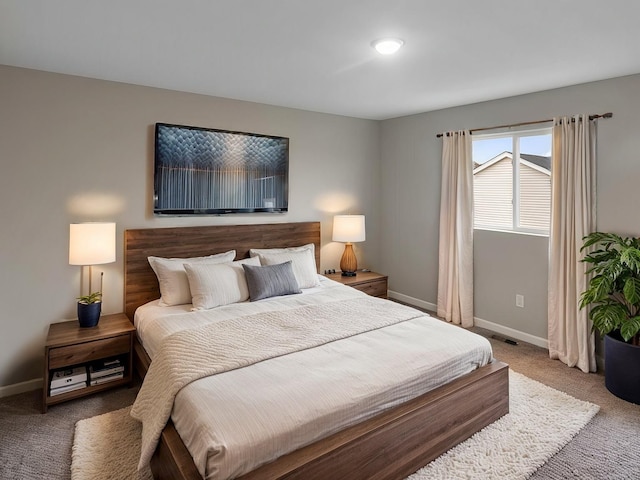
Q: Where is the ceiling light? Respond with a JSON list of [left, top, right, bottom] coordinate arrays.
[[372, 38, 404, 55]]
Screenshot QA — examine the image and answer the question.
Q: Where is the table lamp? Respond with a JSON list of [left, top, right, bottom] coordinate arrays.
[[69, 222, 116, 327], [332, 215, 366, 277]]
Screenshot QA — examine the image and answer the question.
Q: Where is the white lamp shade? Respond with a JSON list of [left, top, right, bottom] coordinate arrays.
[[332, 215, 366, 243], [69, 223, 116, 265]]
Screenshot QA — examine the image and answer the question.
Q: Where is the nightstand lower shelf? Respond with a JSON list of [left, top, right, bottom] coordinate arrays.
[[45, 377, 132, 408]]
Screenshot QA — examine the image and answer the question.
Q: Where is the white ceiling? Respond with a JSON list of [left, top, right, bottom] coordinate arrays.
[[2, 0, 640, 120]]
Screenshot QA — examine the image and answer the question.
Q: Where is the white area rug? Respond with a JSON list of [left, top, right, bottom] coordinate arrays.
[[407, 371, 599, 479], [72, 371, 599, 480]]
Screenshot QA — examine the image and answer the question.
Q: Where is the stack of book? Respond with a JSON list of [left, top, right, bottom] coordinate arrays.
[[50, 366, 87, 396], [88, 358, 124, 386]]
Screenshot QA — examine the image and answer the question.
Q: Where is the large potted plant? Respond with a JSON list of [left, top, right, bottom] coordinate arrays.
[[77, 291, 102, 328], [580, 232, 640, 404]]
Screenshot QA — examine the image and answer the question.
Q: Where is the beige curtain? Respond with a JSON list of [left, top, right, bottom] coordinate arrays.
[[437, 130, 474, 327], [548, 115, 597, 373]]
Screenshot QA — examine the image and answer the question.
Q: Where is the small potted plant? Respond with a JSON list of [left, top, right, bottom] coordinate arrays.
[[579, 232, 640, 404], [77, 291, 102, 328]]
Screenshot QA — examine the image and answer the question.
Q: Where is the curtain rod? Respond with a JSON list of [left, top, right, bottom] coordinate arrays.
[[436, 112, 613, 138]]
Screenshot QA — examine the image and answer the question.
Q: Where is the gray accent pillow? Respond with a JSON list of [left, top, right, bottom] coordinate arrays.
[[242, 261, 302, 301]]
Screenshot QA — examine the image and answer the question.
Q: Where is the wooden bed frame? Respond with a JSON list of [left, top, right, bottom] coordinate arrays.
[[124, 222, 509, 480]]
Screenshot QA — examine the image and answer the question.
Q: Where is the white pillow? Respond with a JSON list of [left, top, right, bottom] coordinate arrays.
[[249, 243, 315, 260], [184, 257, 261, 310], [257, 249, 320, 289], [148, 250, 236, 306]]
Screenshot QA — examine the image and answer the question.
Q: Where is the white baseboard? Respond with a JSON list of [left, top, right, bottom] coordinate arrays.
[[0, 377, 42, 398], [388, 290, 549, 349], [388, 290, 437, 312], [473, 317, 549, 349]]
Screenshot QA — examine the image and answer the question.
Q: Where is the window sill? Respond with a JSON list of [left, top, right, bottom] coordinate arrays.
[[474, 227, 549, 238]]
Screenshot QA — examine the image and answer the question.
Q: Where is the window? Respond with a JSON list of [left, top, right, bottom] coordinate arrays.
[[472, 128, 552, 235]]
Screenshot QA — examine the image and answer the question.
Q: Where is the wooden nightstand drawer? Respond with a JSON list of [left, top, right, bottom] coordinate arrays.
[[325, 271, 388, 298], [49, 334, 130, 369], [352, 279, 387, 298]]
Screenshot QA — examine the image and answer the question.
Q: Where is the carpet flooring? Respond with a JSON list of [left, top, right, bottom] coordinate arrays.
[[2, 326, 639, 479], [72, 371, 598, 480]]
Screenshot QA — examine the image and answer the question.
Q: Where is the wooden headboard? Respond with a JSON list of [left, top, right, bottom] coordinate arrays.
[[124, 222, 321, 320]]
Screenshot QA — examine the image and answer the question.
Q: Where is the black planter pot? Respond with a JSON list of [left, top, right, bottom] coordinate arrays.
[[604, 332, 640, 405], [77, 302, 101, 328]]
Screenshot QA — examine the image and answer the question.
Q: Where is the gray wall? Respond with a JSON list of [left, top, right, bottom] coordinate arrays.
[[473, 230, 549, 342], [0, 65, 381, 390], [3, 65, 640, 392], [380, 74, 640, 344]]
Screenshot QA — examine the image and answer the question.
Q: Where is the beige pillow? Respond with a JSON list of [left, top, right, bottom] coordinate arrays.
[[257, 248, 320, 289], [249, 243, 315, 260], [148, 250, 236, 306], [184, 257, 261, 310]]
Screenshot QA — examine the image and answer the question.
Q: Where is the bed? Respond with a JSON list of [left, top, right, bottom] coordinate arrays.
[[124, 222, 509, 480]]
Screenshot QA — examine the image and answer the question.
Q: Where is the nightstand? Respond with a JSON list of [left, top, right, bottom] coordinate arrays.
[[325, 271, 388, 298], [42, 313, 135, 413]]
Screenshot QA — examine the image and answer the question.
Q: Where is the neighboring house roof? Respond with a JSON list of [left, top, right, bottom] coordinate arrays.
[[520, 153, 551, 171], [473, 151, 550, 175]]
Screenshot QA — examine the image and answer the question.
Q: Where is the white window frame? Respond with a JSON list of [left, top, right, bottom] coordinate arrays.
[[473, 127, 552, 236]]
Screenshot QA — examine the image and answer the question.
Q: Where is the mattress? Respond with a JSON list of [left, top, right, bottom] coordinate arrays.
[[134, 276, 493, 479]]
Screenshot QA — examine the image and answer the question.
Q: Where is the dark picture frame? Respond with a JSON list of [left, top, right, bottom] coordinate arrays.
[[154, 123, 289, 215]]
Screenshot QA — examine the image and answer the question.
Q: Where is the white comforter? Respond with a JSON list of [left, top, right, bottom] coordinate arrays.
[[133, 277, 493, 479]]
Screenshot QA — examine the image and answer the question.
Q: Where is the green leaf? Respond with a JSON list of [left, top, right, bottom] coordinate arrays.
[[581, 232, 625, 251], [600, 261, 625, 289], [621, 247, 640, 273], [77, 291, 102, 304], [579, 289, 596, 309], [582, 250, 618, 271], [623, 277, 640, 305], [620, 316, 640, 342], [592, 275, 613, 301], [590, 303, 627, 336]]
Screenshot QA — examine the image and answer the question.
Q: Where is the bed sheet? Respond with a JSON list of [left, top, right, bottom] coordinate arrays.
[[134, 276, 493, 479]]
